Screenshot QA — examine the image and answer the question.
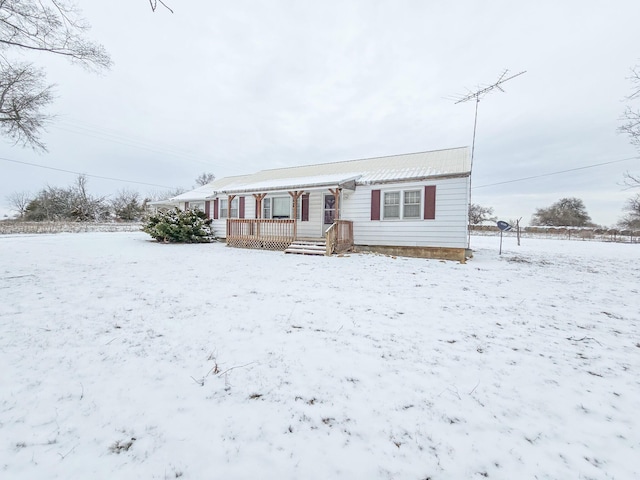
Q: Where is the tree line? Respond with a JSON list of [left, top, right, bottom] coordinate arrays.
[[470, 193, 640, 230], [5, 172, 215, 222]]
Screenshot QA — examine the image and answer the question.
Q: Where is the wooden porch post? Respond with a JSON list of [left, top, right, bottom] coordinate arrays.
[[252, 193, 266, 219], [288, 190, 304, 240], [252, 193, 266, 238], [227, 195, 236, 239], [329, 188, 341, 220]]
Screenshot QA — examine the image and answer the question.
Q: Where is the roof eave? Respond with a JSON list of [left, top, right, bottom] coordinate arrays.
[[358, 171, 471, 186], [218, 175, 361, 195]]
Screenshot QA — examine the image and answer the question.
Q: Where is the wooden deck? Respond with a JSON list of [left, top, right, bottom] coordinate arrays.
[[226, 219, 295, 250], [226, 219, 354, 255], [325, 220, 354, 254]]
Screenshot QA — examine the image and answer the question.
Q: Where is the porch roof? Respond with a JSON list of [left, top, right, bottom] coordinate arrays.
[[218, 173, 361, 195]]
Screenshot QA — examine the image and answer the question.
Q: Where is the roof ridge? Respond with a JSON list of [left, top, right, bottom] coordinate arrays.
[[254, 146, 469, 174]]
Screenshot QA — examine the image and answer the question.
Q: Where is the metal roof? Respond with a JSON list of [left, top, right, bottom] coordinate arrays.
[[221, 147, 470, 194], [167, 147, 470, 200]]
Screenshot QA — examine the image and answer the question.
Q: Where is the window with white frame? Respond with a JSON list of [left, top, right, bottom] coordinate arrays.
[[262, 197, 301, 219], [383, 190, 421, 220], [220, 198, 239, 218], [403, 190, 421, 218], [383, 192, 400, 219], [190, 201, 204, 211]]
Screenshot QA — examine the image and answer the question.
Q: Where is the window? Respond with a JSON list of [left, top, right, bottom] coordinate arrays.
[[262, 198, 271, 219], [190, 201, 204, 211], [272, 197, 290, 219], [382, 190, 422, 220], [220, 198, 238, 218], [383, 192, 400, 219], [262, 197, 301, 219], [403, 190, 421, 218], [229, 198, 238, 218]]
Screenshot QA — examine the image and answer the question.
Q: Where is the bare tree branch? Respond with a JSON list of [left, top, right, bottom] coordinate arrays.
[[0, 60, 53, 150], [623, 171, 640, 188], [0, 0, 112, 70], [620, 63, 640, 151], [0, 0, 112, 149]]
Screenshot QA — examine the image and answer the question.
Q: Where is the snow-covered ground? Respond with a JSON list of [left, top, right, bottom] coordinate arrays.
[[1, 232, 638, 479]]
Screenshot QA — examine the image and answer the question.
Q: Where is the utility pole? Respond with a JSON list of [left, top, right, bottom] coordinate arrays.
[[451, 69, 526, 247]]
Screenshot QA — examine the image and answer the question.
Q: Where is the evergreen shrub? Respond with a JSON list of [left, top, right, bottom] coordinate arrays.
[[143, 207, 214, 243]]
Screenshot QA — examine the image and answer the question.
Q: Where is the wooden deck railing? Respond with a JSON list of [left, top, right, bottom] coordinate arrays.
[[226, 219, 295, 250], [325, 220, 354, 255]]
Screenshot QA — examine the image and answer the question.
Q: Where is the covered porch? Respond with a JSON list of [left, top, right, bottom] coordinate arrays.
[[223, 185, 354, 255]]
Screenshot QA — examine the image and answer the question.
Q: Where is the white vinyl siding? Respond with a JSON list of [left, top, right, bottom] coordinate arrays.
[[342, 177, 470, 248]]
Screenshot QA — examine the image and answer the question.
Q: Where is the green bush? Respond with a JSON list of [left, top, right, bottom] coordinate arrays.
[[143, 207, 214, 243]]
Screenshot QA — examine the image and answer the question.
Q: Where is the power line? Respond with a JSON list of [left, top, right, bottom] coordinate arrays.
[[0, 156, 175, 189], [472, 156, 640, 189], [50, 122, 219, 169], [44, 115, 225, 170]]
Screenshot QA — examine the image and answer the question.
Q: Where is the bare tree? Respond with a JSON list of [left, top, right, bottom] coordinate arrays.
[[6, 190, 31, 218], [619, 65, 640, 150], [531, 197, 593, 227], [468, 203, 496, 225], [111, 188, 143, 221], [194, 172, 216, 187], [618, 194, 640, 230], [145, 187, 187, 202], [70, 174, 108, 221], [0, 0, 112, 150]]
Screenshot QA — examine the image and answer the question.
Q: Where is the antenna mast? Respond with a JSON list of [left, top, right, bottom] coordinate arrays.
[[454, 69, 526, 170], [451, 69, 526, 247]]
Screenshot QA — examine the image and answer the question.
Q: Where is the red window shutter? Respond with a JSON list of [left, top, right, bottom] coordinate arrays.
[[424, 185, 436, 220], [213, 198, 219, 219], [204, 201, 211, 218], [301, 193, 309, 221], [184, 201, 189, 210], [371, 190, 381, 220], [239, 196, 245, 219], [255, 198, 259, 218]]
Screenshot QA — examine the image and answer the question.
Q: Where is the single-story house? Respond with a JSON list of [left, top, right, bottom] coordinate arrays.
[[161, 146, 471, 261]]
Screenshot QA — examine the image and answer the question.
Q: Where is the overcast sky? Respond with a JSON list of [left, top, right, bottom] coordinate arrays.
[[1, 0, 639, 225]]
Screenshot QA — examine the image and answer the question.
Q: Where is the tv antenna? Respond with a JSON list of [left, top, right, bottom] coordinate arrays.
[[450, 69, 526, 247], [452, 69, 526, 170]]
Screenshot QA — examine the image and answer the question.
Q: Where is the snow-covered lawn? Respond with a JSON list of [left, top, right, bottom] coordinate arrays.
[[1, 232, 638, 479]]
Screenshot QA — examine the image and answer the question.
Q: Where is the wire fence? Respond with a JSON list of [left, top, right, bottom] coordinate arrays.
[[470, 225, 639, 243], [0, 221, 143, 235]]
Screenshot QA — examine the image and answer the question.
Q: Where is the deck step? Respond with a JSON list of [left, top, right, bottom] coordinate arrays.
[[285, 242, 327, 255]]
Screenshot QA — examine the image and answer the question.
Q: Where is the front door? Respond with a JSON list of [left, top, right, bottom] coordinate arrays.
[[323, 193, 336, 233]]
